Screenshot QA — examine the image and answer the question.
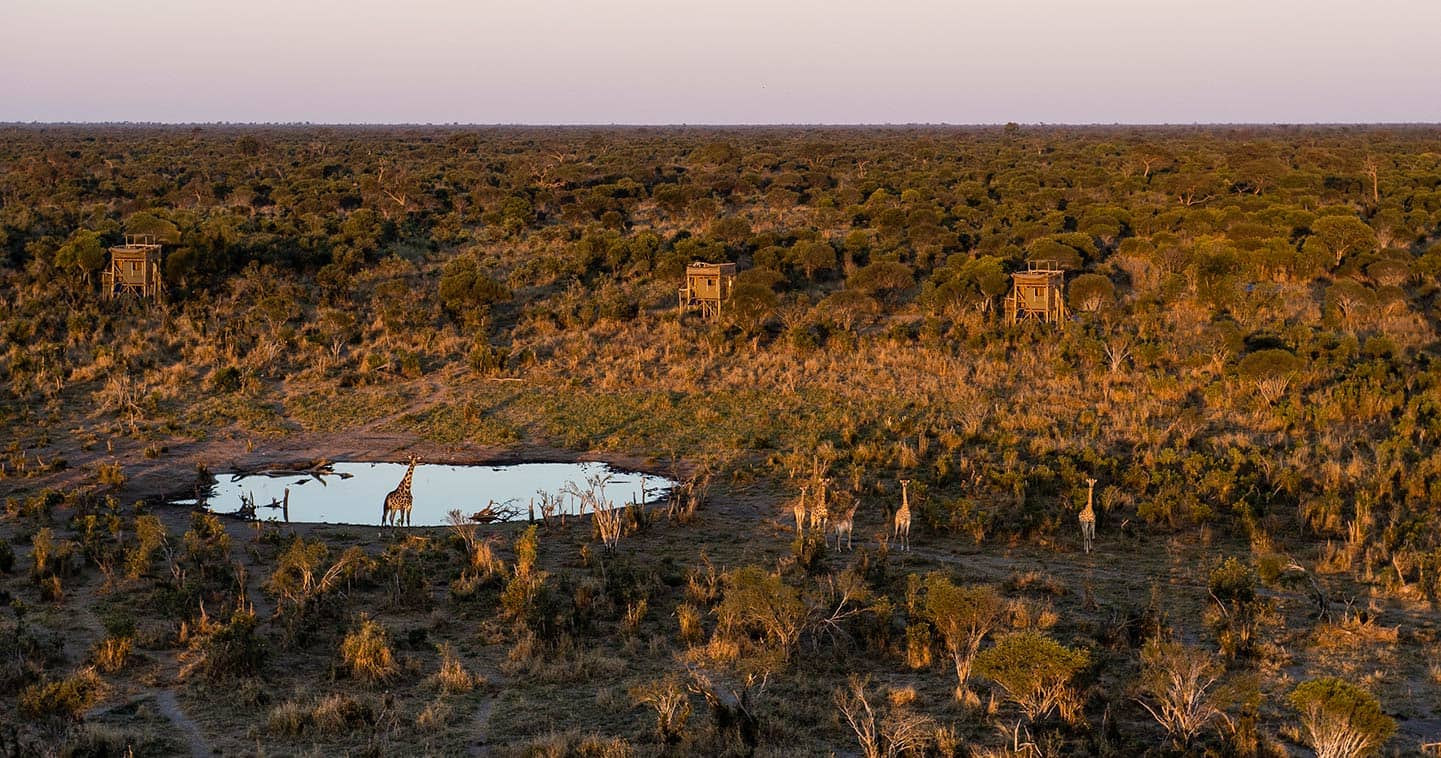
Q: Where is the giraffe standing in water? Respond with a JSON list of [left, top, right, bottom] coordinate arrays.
[[791, 485, 809, 536], [383, 455, 420, 526], [893, 479, 912, 551], [1079, 478, 1097, 554]]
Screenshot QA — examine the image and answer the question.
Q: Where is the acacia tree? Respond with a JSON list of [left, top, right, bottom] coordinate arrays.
[[125, 211, 181, 244], [54, 230, 106, 285], [790, 240, 837, 280], [1310, 215, 1376, 268], [974, 632, 1089, 722], [727, 282, 778, 335], [1326, 280, 1375, 330], [1238, 349, 1303, 405], [1067, 273, 1116, 313], [914, 574, 1002, 701]]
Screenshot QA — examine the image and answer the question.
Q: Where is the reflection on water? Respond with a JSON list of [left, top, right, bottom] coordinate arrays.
[[172, 461, 675, 526]]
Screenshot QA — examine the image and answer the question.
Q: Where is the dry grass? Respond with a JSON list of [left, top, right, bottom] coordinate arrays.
[[340, 616, 396, 683], [90, 636, 132, 673], [429, 642, 479, 694]]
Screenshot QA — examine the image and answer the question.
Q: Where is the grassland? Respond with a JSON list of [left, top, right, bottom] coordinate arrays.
[[1, 125, 1439, 755]]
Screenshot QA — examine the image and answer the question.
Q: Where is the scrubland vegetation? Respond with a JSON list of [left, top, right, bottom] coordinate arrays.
[[1, 124, 1440, 755]]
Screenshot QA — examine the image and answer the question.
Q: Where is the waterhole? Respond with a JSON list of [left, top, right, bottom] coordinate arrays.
[[172, 461, 676, 527]]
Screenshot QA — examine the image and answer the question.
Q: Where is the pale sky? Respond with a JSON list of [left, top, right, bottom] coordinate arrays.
[[3, 0, 1437, 124]]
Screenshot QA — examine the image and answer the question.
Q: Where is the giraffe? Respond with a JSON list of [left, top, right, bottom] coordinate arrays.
[[383, 455, 419, 526], [791, 485, 808, 535], [894, 479, 912, 551], [809, 478, 831, 535], [833, 497, 858, 551], [1079, 478, 1097, 554]]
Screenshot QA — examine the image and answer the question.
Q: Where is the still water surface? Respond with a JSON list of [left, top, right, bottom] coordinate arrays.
[[174, 461, 674, 526]]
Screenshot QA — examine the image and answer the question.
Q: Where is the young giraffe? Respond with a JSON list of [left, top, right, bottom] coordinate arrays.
[[1079, 478, 1097, 554], [893, 479, 912, 551], [809, 478, 831, 535], [791, 484, 809, 536], [833, 497, 858, 551], [383, 455, 420, 526]]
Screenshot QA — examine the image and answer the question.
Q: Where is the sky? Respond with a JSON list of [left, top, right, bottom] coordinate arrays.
[[2, 0, 1437, 124]]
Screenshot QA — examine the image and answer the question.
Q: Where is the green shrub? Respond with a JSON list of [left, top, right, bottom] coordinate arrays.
[[1207, 556, 1266, 659], [439, 256, 510, 315], [1208, 557, 1255, 604], [467, 339, 509, 376], [1289, 678, 1393, 758], [974, 632, 1089, 722], [18, 667, 104, 722], [210, 366, 242, 393]]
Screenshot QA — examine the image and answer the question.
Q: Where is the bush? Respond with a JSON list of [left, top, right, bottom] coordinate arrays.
[[501, 525, 548, 624], [91, 636, 132, 673], [467, 339, 509, 376], [846, 261, 915, 302], [266, 537, 364, 626], [125, 515, 167, 579], [429, 642, 477, 694], [96, 462, 127, 488], [210, 366, 243, 393], [268, 692, 400, 738], [1207, 557, 1267, 659], [1289, 678, 1393, 758], [631, 674, 692, 745], [180, 607, 267, 681], [676, 603, 704, 646], [973, 632, 1089, 722], [340, 615, 395, 683], [714, 566, 806, 662], [181, 512, 231, 581], [58, 723, 176, 758], [439, 256, 510, 317], [18, 667, 105, 722], [1138, 636, 1226, 749], [726, 282, 777, 334]]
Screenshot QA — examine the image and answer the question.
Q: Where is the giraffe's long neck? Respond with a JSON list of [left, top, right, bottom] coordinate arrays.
[[399, 462, 416, 492], [1082, 483, 1095, 518], [900, 483, 910, 514]]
